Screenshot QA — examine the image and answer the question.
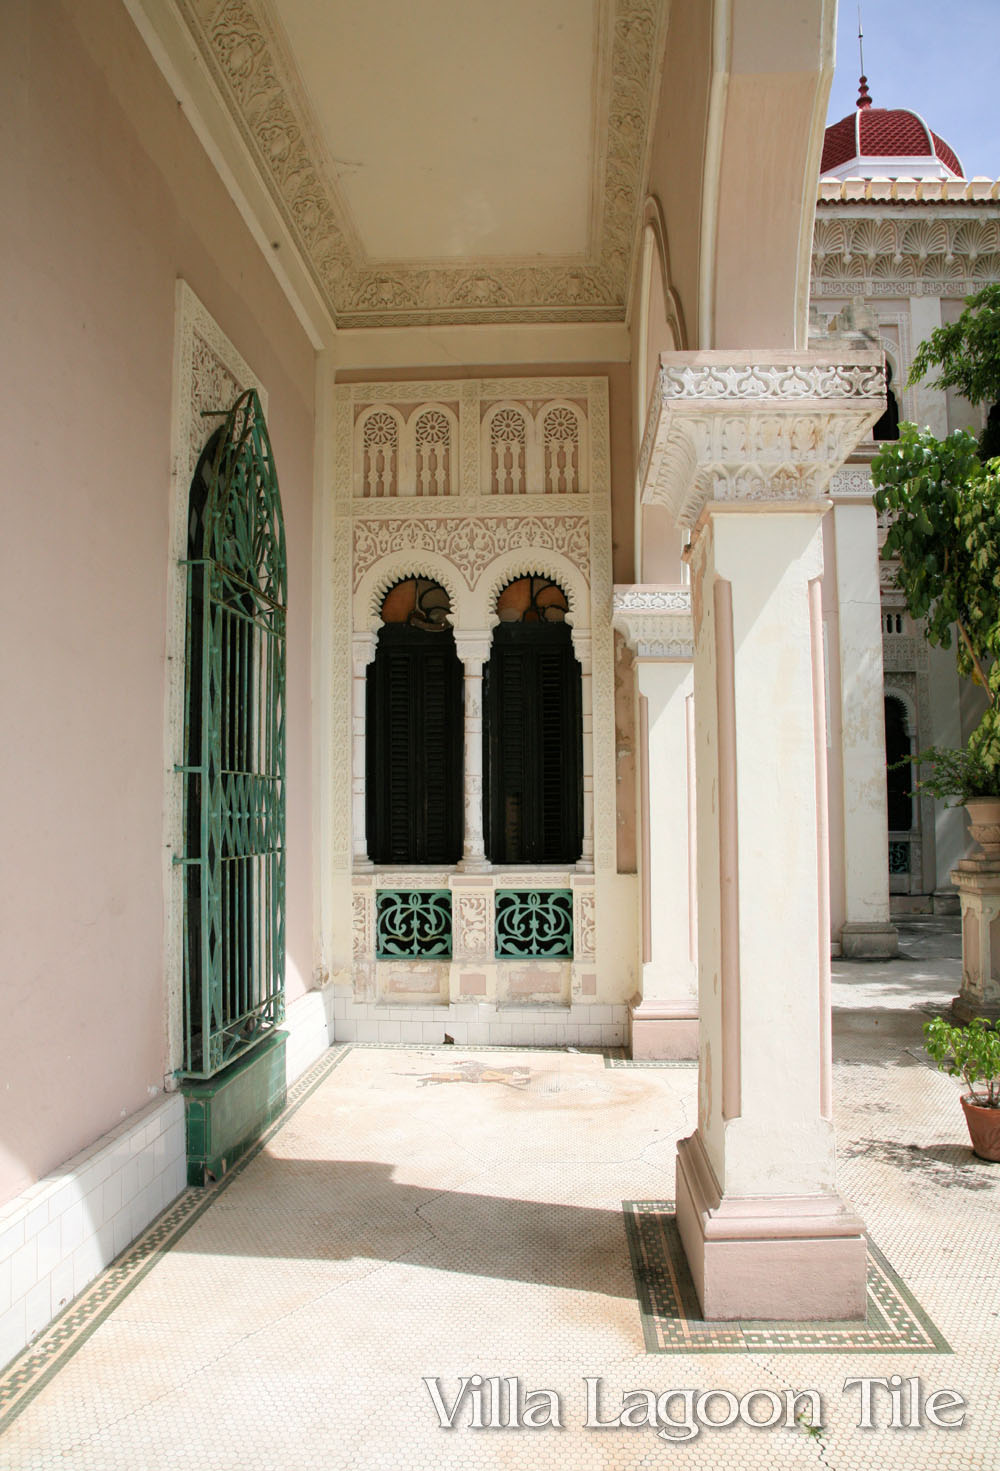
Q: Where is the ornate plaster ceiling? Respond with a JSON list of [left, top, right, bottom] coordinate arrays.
[[174, 0, 666, 328]]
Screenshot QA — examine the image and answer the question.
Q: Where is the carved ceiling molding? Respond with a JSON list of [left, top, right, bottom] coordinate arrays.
[[637, 354, 886, 528], [175, 0, 666, 327]]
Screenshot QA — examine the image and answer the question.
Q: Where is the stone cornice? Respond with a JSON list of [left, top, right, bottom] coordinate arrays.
[[612, 585, 693, 659], [173, 0, 666, 328], [637, 352, 886, 528]]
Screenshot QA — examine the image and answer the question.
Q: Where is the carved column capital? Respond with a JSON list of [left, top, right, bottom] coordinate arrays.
[[638, 350, 886, 528], [612, 584, 693, 661]]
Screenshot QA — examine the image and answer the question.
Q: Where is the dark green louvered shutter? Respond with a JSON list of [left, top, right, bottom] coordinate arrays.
[[366, 625, 463, 863], [484, 623, 582, 863]]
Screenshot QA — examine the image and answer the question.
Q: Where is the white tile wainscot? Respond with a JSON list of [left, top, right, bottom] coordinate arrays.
[[327, 989, 627, 1048], [0, 1093, 187, 1369]]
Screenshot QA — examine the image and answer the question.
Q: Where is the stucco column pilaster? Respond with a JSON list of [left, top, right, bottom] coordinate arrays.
[[454, 633, 491, 873], [639, 349, 886, 1321], [613, 586, 697, 1058], [829, 490, 897, 957]]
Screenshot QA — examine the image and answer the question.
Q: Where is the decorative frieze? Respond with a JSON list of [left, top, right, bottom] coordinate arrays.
[[813, 210, 1000, 294]]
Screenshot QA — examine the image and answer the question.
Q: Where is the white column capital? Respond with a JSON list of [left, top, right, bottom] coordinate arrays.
[[612, 584, 693, 661], [638, 349, 887, 527], [453, 630, 492, 665], [351, 629, 378, 673]]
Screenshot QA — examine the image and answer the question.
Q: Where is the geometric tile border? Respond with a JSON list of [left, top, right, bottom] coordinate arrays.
[[0, 1037, 627, 1430], [605, 1056, 697, 1069], [0, 1045, 353, 1434], [624, 1201, 952, 1354]]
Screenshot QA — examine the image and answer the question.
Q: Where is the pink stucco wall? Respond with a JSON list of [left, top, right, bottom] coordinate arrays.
[[0, 0, 315, 1201]]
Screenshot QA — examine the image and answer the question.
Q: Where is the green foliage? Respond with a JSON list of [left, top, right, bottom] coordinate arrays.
[[899, 737, 1000, 803], [871, 424, 1000, 796], [924, 1016, 1000, 1108], [907, 283, 1000, 413], [871, 425, 1000, 670]]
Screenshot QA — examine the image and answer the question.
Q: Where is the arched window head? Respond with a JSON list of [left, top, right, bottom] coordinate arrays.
[[368, 576, 462, 864], [380, 577, 452, 631], [873, 361, 900, 442], [496, 575, 568, 624], [484, 575, 581, 864]]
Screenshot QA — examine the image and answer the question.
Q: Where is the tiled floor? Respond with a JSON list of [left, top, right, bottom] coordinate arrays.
[[2, 919, 998, 1469]]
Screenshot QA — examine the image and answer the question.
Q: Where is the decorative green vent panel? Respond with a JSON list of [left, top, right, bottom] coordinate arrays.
[[495, 889, 573, 959], [178, 389, 286, 1079], [376, 890, 452, 959]]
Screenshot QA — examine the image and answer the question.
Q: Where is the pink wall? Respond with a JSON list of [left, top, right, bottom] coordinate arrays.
[[0, 0, 315, 1201]]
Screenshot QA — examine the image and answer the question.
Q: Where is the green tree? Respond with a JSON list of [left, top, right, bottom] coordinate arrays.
[[871, 286, 1000, 798], [907, 283, 1000, 458]]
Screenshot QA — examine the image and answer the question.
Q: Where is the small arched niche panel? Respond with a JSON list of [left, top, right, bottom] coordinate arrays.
[[366, 578, 463, 864], [484, 576, 582, 864]]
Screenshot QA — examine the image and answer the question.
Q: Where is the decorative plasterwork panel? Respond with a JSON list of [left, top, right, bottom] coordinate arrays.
[[828, 466, 874, 499], [612, 584, 693, 659], [173, 0, 666, 327], [327, 377, 617, 884], [637, 353, 887, 529], [812, 210, 1000, 297]]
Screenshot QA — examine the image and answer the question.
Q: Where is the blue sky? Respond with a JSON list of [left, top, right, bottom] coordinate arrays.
[[827, 0, 1000, 178]]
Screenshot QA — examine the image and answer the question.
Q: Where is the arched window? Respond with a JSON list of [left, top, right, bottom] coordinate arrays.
[[483, 576, 583, 863], [182, 390, 286, 1078], [884, 695, 913, 831], [872, 361, 900, 441], [366, 578, 463, 864]]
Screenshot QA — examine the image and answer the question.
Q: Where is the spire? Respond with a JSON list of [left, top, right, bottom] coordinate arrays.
[[856, 5, 872, 108]]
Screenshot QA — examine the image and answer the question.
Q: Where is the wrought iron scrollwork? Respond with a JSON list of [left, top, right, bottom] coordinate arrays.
[[180, 389, 286, 1079], [376, 890, 453, 959], [495, 890, 574, 959]]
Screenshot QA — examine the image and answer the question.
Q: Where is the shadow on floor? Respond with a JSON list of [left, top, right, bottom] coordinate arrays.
[[171, 1157, 638, 1295], [841, 1136, 993, 1190]]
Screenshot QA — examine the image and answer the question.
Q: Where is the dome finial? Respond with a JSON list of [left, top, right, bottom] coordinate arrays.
[[856, 4, 873, 108]]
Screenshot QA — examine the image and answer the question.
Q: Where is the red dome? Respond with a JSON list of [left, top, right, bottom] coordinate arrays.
[[822, 81, 963, 178]]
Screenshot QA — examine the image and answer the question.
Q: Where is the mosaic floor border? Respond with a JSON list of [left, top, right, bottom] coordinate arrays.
[[0, 1044, 354, 1433], [624, 1201, 952, 1355]]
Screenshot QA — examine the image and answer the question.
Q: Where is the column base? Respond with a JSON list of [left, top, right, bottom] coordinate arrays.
[[839, 921, 898, 959], [952, 994, 1000, 1024], [629, 999, 698, 1059], [675, 1132, 867, 1321]]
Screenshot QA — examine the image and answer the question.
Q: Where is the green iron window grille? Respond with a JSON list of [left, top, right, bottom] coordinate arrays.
[[888, 841, 911, 875], [376, 890, 452, 959], [495, 890, 574, 959], [178, 389, 287, 1079]]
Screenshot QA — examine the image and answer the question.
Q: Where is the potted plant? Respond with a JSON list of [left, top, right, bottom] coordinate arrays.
[[924, 1015, 1000, 1161]]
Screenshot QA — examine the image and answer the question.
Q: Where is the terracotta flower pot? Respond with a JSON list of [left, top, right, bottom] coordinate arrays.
[[960, 1094, 1000, 1161], [965, 797, 1000, 859]]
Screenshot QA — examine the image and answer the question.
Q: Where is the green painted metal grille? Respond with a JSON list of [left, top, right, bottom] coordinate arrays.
[[375, 890, 452, 959], [495, 889, 573, 959], [179, 390, 287, 1078]]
